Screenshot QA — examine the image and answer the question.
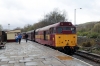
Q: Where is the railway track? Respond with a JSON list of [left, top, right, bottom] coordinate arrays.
[[75, 50, 100, 63], [46, 44, 100, 64], [30, 41, 100, 65]]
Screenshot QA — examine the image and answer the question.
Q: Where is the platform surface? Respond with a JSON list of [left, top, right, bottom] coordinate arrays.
[[0, 40, 92, 66]]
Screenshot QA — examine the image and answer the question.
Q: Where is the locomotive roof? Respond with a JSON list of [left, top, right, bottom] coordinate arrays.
[[36, 22, 74, 31]]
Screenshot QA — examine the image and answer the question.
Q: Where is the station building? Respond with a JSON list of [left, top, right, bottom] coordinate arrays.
[[6, 30, 21, 42]]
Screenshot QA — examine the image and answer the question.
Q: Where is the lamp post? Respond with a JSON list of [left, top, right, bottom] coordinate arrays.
[[8, 24, 10, 30], [74, 8, 82, 26]]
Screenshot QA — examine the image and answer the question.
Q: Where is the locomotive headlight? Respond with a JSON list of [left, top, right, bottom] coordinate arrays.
[[73, 36, 75, 38]]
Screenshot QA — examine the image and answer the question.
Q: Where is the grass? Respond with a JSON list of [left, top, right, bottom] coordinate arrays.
[[79, 46, 100, 55]]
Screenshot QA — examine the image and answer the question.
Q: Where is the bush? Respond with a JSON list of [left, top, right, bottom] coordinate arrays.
[[82, 42, 92, 47], [88, 32, 99, 38], [77, 32, 89, 36]]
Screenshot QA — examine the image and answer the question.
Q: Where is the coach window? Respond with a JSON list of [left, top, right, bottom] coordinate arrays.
[[35, 32, 38, 35], [47, 30, 50, 34], [46, 31, 48, 40], [52, 27, 56, 33], [49, 28, 51, 34], [50, 28, 53, 34], [43, 31, 48, 40], [53, 28, 56, 33], [35, 32, 37, 35]]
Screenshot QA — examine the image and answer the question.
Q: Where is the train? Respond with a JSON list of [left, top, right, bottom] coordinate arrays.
[[0, 31, 7, 48], [23, 22, 78, 55]]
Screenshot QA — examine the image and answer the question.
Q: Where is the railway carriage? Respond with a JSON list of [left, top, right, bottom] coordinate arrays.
[[26, 31, 32, 40], [31, 30, 35, 41], [0, 31, 7, 48], [35, 28, 41, 42], [35, 22, 77, 54], [25, 30, 35, 41], [21, 32, 26, 39]]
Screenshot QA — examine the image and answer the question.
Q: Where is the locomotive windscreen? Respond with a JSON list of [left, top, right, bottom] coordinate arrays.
[[57, 27, 76, 33]]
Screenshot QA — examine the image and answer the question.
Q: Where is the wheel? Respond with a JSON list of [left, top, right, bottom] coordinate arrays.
[[64, 46, 71, 55]]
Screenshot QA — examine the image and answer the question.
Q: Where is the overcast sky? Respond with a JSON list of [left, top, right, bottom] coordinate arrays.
[[0, 0, 100, 30]]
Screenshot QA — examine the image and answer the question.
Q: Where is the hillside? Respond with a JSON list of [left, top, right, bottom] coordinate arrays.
[[76, 21, 100, 38]]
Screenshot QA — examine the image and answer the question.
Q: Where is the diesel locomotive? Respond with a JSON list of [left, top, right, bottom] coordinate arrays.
[[23, 22, 78, 54]]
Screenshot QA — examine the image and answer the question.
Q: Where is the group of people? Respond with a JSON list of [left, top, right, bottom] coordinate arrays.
[[15, 33, 28, 44]]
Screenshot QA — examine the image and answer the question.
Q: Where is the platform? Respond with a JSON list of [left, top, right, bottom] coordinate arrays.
[[0, 40, 92, 66]]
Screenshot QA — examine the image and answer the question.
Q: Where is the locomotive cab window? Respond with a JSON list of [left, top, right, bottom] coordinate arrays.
[[71, 27, 76, 33], [57, 27, 76, 33], [63, 27, 76, 33], [71, 27, 75, 30], [57, 27, 62, 33], [63, 27, 70, 30]]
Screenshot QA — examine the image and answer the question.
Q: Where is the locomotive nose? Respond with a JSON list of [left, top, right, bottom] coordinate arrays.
[[66, 43, 69, 45]]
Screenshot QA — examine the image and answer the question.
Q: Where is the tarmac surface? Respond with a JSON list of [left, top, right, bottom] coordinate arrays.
[[0, 40, 92, 66]]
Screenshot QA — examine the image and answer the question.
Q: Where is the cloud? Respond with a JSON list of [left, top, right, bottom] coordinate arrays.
[[0, 0, 100, 30]]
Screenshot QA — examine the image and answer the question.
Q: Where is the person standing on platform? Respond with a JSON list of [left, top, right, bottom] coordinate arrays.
[[15, 34, 18, 43], [25, 33, 28, 43], [18, 33, 22, 44]]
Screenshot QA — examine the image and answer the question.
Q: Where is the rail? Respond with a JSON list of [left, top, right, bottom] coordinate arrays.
[[75, 50, 100, 63]]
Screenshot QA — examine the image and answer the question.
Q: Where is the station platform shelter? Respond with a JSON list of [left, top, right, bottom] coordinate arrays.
[[6, 30, 21, 42]]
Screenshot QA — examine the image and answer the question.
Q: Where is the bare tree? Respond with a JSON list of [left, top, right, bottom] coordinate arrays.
[[21, 9, 69, 32]]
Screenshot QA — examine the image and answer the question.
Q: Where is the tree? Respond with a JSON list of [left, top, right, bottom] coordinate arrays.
[[33, 9, 68, 29], [21, 24, 33, 32], [92, 23, 100, 33], [87, 32, 99, 38], [0, 25, 3, 31], [13, 27, 21, 30], [21, 9, 69, 32], [44, 9, 68, 24]]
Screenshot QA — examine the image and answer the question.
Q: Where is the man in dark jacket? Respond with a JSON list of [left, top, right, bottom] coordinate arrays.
[[18, 34, 22, 44], [25, 33, 28, 43]]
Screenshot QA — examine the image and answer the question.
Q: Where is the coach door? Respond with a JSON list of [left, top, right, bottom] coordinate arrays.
[[33, 30, 35, 41], [43, 31, 46, 40], [49, 27, 55, 46]]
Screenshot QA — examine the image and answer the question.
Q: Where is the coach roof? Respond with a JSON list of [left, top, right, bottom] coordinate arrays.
[[37, 22, 73, 31]]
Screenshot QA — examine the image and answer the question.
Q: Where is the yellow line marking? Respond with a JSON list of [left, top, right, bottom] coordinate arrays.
[[57, 56, 73, 60]]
